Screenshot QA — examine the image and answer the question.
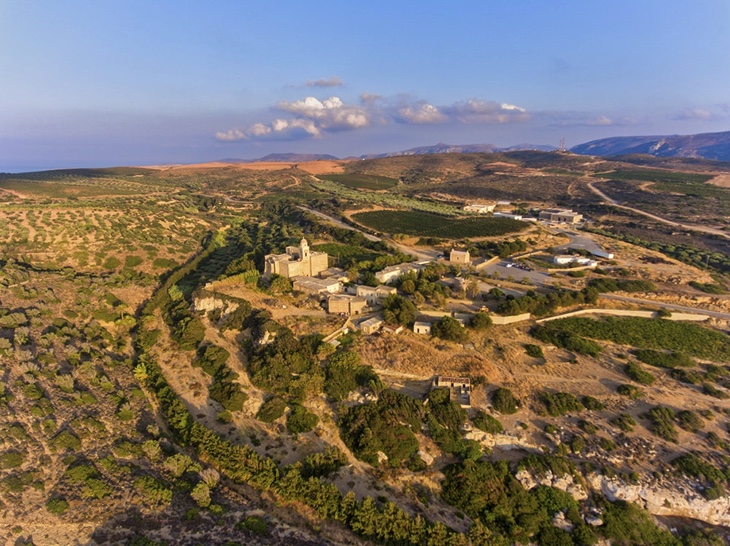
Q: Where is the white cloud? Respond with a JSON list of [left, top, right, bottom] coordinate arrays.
[[214, 129, 245, 142], [395, 102, 448, 124], [305, 76, 343, 88], [590, 115, 613, 126], [444, 99, 530, 124], [276, 96, 370, 131], [214, 92, 529, 142], [672, 108, 713, 121]]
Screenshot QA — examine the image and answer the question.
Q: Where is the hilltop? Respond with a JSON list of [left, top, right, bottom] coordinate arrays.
[[571, 130, 730, 161]]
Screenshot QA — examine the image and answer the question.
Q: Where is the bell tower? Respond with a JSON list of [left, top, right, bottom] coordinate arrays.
[[300, 238, 310, 260]]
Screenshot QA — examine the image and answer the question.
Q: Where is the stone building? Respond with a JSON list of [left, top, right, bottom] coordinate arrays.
[[449, 249, 471, 265], [538, 208, 583, 224], [263, 238, 328, 279], [327, 295, 367, 315], [356, 285, 397, 306]]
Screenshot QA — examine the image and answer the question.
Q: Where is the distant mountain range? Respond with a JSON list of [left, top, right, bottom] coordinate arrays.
[[226, 143, 557, 163], [356, 142, 556, 159], [220, 130, 730, 164], [570, 130, 730, 161]]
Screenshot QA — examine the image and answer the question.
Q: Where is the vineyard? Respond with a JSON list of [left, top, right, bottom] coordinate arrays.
[[351, 210, 529, 238]]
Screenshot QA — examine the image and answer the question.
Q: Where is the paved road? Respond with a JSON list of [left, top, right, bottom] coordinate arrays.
[[600, 293, 730, 321], [555, 230, 611, 256], [587, 180, 730, 240]]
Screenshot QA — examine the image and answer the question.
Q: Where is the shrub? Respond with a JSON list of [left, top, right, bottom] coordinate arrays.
[[381, 294, 417, 326], [470, 312, 493, 330], [644, 406, 678, 443], [0, 451, 25, 469], [579, 420, 598, 435], [676, 410, 704, 433], [524, 344, 544, 359], [612, 414, 636, 432], [491, 387, 518, 414], [134, 475, 173, 505], [256, 397, 286, 423], [702, 383, 729, 399], [581, 395, 605, 411], [570, 435, 586, 453], [625, 362, 656, 385], [239, 515, 268, 536], [45, 498, 69, 515], [632, 349, 695, 369], [541, 392, 583, 417], [286, 404, 319, 434], [671, 453, 727, 500], [324, 351, 374, 402], [431, 316, 469, 343], [617, 384, 643, 400], [472, 411, 504, 434], [600, 500, 679, 545], [599, 437, 616, 452], [50, 430, 81, 452]]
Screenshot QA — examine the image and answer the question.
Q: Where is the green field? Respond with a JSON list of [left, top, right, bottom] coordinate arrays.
[[540, 316, 730, 361], [352, 210, 528, 238], [318, 173, 399, 190]]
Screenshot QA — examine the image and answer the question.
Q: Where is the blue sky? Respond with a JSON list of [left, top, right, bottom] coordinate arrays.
[[2, 1, 729, 171]]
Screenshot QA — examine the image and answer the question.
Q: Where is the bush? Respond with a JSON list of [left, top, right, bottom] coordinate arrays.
[[625, 362, 656, 385], [702, 383, 729, 399], [612, 413, 636, 432], [431, 316, 468, 343], [617, 384, 644, 400], [470, 312, 492, 330], [45, 498, 69, 515], [671, 453, 727, 500], [676, 410, 704, 433], [239, 515, 268, 536], [381, 294, 417, 327], [50, 430, 81, 452], [472, 411, 504, 434], [531, 324, 602, 357], [0, 451, 25, 469], [581, 395, 605, 411], [491, 387, 518, 414], [600, 500, 680, 545], [256, 397, 287, 423], [644, 406, 678, 443], [524, 344, 544, 359], [632, 349, 694, 369], [286, 404, 319, 434], [541, 392, 584, 417]]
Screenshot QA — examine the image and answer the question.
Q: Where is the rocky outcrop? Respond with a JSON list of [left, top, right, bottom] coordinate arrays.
[[587, 473, 730, 527], [193, 296, 239, 314], [466, 430, 543, 453], [515, 468, 730, 526], [515, 469, 588, 501]]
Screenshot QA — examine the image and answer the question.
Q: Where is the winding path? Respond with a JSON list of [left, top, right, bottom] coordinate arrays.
[[586, 180, 730, 240]]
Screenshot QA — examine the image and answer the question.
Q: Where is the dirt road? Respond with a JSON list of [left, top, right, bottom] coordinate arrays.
[[587, 180, 730, 240]]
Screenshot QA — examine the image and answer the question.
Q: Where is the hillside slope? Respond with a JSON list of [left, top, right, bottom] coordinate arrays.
[[572, 130, 730, 161]]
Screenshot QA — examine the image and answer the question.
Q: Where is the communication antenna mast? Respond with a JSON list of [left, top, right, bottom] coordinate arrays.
[[559, 138, 566, 152]]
